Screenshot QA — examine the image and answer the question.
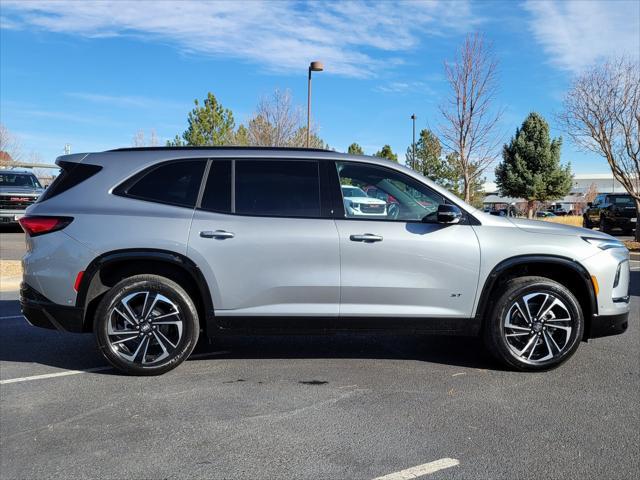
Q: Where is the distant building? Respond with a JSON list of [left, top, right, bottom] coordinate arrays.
[[482, 173, 638, 214]]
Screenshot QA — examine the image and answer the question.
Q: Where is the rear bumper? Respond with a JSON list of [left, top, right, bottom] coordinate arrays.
[[20, 283, 84, 333], [588, 311, 629, 339]]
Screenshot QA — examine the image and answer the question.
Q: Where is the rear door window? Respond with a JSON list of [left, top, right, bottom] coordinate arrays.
[[200, 160, 232, 213], [234, 160, 321, 217]]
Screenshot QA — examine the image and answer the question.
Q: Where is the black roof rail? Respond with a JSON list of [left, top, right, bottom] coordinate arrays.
[[107, 146, 332, 153]]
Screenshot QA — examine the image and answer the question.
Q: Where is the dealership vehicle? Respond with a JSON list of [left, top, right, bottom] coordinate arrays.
[[19, 147, 630, 375], [341, 185, 387, 217], [583, 193, 637, 234], [536, 211, 557, 218], [0, 169, 44, 223]]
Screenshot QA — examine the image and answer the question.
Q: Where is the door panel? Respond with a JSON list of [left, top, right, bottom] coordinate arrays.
[[331, 160, 480, 318], [189, 212, 340, 316], [336, 220, 481, 317]]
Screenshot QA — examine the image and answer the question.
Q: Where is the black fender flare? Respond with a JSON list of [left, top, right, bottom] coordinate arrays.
[[474, 254, 598, 328], [76, 248, 214, 326]]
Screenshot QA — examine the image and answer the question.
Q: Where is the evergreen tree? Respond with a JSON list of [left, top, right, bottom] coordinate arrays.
[[405, 129, 455, 184], [374, 144, 398, 162], [495, 112, 572, 218], [168, 92, 235, 146], [233, 125, 249, 146], [347, 143, 364, 155]]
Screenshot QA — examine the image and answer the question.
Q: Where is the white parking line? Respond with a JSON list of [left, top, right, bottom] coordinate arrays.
[[0, 367, 112, 385], [0, 350, 231, 385], [372, 458, 460, 480]]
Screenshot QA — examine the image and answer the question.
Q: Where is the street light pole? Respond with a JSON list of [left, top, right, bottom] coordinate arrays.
[[307, 61, 324, 148], [410, 114, 416, 170]]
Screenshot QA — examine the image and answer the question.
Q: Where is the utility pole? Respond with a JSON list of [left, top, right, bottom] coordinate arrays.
[[307, 61, 324, 148], [410, 114, 416, 170]]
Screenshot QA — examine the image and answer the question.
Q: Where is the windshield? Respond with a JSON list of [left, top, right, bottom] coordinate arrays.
[[611, 196, 634, 206], [0, 173, 42, 188], [341, 186, 368, 198]]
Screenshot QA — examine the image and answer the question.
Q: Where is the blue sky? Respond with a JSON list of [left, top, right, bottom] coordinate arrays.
[[1, 0, 638, 179]]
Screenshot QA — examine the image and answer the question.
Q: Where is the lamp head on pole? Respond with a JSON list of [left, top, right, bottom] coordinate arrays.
[[410, 114, 416, 121], [309, 61, 324, 72]]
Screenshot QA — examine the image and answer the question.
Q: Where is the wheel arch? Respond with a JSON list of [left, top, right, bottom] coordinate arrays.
[[76, 249, 213, 333], [475, 255, 598, 339]]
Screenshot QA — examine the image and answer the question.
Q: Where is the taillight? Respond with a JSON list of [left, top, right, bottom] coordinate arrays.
[[18, 216, 73, 237]]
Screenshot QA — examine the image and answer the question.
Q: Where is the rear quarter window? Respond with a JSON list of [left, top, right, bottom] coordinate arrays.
[[117, 160, 206, 208], [38, 161, 102, 202]]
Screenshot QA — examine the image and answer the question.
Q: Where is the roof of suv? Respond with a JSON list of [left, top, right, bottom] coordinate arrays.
[[108, 146, 332, 153]]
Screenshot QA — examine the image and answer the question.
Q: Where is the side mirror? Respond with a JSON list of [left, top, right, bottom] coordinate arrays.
[[436, 204, 462, 224], [587, 202, 593, 207]]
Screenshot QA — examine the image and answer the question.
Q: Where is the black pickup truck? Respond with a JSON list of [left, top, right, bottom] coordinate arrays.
[[583, 193, 637, 234]]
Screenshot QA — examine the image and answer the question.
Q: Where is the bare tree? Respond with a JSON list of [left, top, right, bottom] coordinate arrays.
[[149, 129, 159, 147], [247, 89, 321, 147], [132, 129, 160, 147], [0, 123, 23, 164], [559, 58, 640, 240], [439, 33, 502, 203], [132, 130, 145, 147]]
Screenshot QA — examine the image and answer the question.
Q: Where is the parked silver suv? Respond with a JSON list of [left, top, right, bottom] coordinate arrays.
[[19, 148, 630, 375]]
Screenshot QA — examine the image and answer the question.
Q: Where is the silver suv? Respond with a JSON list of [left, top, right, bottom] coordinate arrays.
[[19, 148, 630, 375]]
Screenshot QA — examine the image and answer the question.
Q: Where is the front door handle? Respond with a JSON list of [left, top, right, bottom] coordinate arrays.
[[350, 233, 383, 243], [200, 230, 235, 239]]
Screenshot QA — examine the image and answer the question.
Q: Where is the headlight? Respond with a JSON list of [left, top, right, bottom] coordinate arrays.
[[351, 203, 360, 209], [582, 236, 626, 250]]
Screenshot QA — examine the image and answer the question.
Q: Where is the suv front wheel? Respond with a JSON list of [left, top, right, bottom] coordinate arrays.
[[94, 274, 200, 375], [484, 276, 584, 371]]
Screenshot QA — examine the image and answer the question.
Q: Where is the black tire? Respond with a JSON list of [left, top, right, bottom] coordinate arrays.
[[599, 216, 610, 233], [582, 215, 592, 229], [94, 274, 200, 375], [483, 276, 584, 371]]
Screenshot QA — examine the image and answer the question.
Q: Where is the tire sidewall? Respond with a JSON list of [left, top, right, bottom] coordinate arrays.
[[94, 275, 199, 375], [488, 278, 584, 371]]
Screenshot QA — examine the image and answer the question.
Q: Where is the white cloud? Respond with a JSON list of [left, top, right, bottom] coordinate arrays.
[[65, 92, 186, 110], [524, 0, 640, 72], [2, 0, 481, 78]]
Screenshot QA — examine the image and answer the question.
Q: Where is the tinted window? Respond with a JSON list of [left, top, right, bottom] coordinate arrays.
[[235, 160, 321, 217], [201, 160, 232, 212], [38, 161, 101, 202], [126, 160, 205, 207], [336, 162, 445, 222], [0, 173, 41, 188]]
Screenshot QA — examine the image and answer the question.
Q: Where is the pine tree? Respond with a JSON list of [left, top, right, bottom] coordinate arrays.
[[495, 112, 572, 218], [374, 145, 398, 162], [169, 92, 235, 146], [347, 143, 364, 155]]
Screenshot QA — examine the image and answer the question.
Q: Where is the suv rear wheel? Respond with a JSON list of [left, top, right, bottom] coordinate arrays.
[[94, 274, 200, 375], [483, 276, 584, 371]]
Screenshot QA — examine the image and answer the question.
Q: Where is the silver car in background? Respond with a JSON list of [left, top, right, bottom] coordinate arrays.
[[19, 147, 630, 375]]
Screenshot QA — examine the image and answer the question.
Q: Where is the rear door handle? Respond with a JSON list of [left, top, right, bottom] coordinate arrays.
[[349, 233, 383, 243], [200, 230, 235, 239]]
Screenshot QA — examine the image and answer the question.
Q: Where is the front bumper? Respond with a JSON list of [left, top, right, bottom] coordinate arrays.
[[588, 311, 629, 339], [20, 283, 84, 333], [0, 210, 26, 223]]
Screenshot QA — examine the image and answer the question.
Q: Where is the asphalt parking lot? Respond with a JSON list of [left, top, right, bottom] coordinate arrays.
[[1, 229, 639, 479]]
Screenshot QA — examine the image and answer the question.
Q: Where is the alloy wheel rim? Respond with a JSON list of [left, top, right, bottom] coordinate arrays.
[[503, 292, 574, 364], [107, 291, 184, 365]]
